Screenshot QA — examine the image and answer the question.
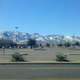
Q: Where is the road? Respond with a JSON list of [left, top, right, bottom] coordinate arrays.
[[0, 63, 80, 80]]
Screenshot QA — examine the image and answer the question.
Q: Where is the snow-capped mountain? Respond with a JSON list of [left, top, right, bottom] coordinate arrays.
[[0, 31, 80, 44], [1, 31, 31, 43]]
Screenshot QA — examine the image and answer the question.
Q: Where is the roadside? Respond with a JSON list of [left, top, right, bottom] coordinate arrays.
[[33, 78, 80, 80]]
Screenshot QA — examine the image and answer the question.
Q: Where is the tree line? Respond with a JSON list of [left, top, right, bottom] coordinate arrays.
[[0, 38, 80, 49]]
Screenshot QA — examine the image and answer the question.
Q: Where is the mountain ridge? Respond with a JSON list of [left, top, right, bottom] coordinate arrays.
[[0, 31, 80, 44]]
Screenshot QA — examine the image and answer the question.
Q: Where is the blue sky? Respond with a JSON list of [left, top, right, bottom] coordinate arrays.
[[0, 0, 80, 35]]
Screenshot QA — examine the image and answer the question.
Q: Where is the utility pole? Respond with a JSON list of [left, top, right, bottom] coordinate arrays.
[[2, 46, 5, 55], [15, 26, 19, 42], [15, 26, 19, 49]]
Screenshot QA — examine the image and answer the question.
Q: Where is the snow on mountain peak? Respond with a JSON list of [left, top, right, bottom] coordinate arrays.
[[0, 31, 80, 44]]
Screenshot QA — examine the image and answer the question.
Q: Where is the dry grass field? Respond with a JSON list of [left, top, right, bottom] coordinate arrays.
[[0, 47, 80, 62], [33, 78, 80, 80]]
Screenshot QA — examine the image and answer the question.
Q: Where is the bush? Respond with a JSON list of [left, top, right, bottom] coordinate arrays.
[[56, 53, 69, 62], [11, 52, 25, 62]]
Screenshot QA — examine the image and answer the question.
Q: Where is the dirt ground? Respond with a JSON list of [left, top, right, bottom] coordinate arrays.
[[33, 78, 80, 80], [0, 47, 80, 62]]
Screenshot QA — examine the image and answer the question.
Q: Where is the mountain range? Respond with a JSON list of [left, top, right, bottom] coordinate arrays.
[[0, 31, 80, 45]]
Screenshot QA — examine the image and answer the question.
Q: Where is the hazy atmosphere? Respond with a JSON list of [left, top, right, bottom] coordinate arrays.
[[0, 0, 80, 35], [0, 1, 80, 80]]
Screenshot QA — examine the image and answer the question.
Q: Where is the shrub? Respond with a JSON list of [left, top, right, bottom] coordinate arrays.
[[56, 53, 69, 62], [11, 52, 25, 62]]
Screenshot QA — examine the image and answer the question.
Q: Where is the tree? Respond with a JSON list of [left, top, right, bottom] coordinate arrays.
[[27, 39, 37, 49], [57, 43, 63, 47], [64, 42, 71, 47], [74, 41, 80, 46], [0, 39, 17, 48], [46, 43, 50, 47]]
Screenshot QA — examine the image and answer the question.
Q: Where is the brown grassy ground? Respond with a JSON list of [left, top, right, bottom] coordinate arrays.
[[0, 47, 80, 62], [32, 78, 80, 80]]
